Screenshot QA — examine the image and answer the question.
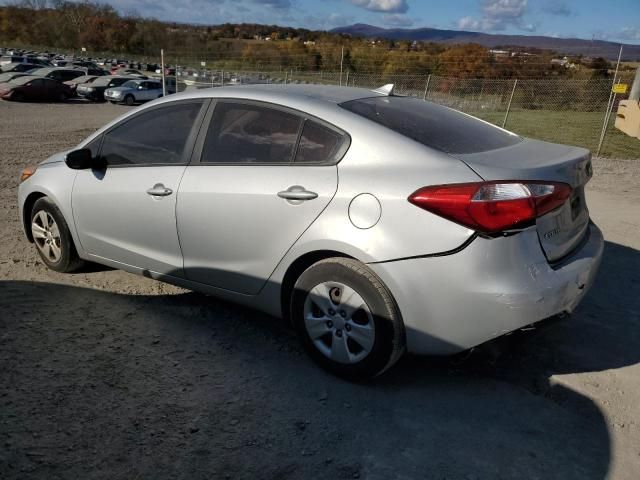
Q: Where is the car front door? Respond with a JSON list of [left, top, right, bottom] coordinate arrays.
[[25, 78, 45, 100], [177, 100, 346, 295], [72, 100, 207, 276]]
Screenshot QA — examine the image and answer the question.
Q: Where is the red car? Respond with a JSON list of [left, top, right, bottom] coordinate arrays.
[[0, 75, 72, 102], [109, 64, 126, 75]]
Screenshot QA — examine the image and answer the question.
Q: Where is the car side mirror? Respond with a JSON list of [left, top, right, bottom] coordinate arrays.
[[138, 85, 144, 90], [65, 148, 94, 170]]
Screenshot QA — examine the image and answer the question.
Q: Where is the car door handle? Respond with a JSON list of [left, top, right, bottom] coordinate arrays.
[[146, 184, 173, 197], [277, 186, 318, 201]]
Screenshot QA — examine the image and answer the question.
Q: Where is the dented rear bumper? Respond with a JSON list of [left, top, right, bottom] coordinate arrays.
[[368, 222, 604, 355]]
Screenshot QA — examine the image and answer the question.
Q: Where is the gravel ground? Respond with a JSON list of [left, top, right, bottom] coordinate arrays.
[[1, 100, 639, 480]]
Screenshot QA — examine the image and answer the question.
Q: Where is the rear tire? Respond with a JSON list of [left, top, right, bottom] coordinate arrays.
[[291, 257, 405, 379], [30, 197, 84, 273], [125, 95, 134, 106]]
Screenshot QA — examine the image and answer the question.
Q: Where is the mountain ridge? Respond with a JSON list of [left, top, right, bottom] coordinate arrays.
[[331, 24, 640, 60]]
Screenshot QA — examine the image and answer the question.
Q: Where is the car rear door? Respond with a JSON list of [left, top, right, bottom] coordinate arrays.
[[177, 100, 346, 295], [72, 100, 208, 276]]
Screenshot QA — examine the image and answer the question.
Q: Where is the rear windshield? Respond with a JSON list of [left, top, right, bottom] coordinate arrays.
[[340, 96, 521, 154]]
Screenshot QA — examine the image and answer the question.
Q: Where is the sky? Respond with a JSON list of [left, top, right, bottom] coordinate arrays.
[[11, 0, 640, 44]]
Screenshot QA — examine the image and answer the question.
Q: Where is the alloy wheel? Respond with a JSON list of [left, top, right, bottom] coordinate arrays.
[[31, 210, 62, 263]]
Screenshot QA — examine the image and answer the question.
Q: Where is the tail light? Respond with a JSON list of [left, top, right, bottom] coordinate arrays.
[[408, 181, 572, 233]]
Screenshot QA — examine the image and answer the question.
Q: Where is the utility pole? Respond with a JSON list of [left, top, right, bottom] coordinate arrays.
[[161, 49, 166, 97], [339, 46, 344, 86]]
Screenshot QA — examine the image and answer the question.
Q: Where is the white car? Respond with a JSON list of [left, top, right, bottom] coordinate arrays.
[[104, 79, 164, 105]]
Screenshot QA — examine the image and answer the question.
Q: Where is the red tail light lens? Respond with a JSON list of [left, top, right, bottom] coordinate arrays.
[[408, 181, 572, 233]]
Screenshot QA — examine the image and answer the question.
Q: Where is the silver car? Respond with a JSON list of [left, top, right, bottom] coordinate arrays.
[[104, 79, 164, 105], [18, 84, 603, 379]]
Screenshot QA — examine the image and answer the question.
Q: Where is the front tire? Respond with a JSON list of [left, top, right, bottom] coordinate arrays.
[[291, 258, 405, 379], [124, 95, 135, 106], [30, 197, 84, 273]]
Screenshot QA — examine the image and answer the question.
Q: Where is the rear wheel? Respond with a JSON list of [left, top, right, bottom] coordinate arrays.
[[30, 197, 84, 273], [291, 257, 405, 379], [124, 95, 135, 106]]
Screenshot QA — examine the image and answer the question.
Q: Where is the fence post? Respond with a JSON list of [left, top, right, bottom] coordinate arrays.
[[345, 70, 349, 86], [596, 45, 624, 158], [423, 74, 431, 100], [284, 70, 287, 85], [502, 78, 518, 129]]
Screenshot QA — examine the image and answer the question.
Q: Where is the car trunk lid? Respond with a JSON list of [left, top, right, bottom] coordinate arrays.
[[453, 138, 592, 262]]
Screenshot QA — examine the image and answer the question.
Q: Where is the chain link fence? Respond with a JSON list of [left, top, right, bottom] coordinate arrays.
[[176, 69, 639, 160]]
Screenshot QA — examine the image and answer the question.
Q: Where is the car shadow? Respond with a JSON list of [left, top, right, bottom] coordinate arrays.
[[1, 240, 637, 479]]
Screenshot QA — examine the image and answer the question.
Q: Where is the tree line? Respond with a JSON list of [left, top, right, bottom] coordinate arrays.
[[0, 1, 611, 78]]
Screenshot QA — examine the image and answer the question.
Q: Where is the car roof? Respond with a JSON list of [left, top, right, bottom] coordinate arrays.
[[175, 84, 385, 105]]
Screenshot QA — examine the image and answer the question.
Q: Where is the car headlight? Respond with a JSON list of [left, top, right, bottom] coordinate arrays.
[[112, 91, 122, 97], [20, 164, 37, 183]]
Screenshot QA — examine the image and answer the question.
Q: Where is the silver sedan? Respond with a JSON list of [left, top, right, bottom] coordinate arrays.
[[18, 84, 603, 379]]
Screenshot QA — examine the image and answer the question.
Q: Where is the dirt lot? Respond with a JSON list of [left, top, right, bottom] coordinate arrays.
[[1, 100, 639, 480]]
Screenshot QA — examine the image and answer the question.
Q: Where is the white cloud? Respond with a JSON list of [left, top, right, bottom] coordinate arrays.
[[350, 0, 409, 14], [382, 13, 413, 27], [542, 1, 572, 17], [456, 0, 535, 33], [619, 27, 640, 41]]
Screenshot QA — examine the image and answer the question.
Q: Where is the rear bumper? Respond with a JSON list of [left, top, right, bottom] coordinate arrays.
[[368, 222, 604, 355]]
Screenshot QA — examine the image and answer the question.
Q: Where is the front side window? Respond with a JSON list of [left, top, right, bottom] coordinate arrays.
[[100, 101, 203, 166], [201, 102, 302, 164]]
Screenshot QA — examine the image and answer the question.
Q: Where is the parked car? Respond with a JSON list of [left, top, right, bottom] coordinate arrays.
[[0, 72, 29, 83], [1, 62, 41, 73], [28, 67, 86, 82], [111, 68, 147, 78], [17, 84, 603, 379], [63, 75, 98, 96], [104, 79, 164, 105], [76, 75, 131, 102], [0, 75, 71, 102]]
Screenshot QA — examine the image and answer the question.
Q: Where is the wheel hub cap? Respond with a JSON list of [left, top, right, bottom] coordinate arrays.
[[303, 281, 375, 364]]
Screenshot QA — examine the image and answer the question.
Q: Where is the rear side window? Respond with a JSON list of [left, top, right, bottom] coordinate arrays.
[[295, 121, 342, 164], [340, 96, 521, 154], [100, 101, 203, 166], [201, 102, 302, 164]]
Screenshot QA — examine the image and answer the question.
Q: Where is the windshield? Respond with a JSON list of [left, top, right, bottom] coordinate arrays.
[[27, 68, 50, 76], [122, 80, 139, 88], [340, 96, 522, 154], [10, 76, 37, 85], [93, 76, 114, 86]]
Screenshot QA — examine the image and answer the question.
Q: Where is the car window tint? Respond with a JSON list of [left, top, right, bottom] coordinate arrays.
[[100, 102, 203, 166], [202, 102, 302, 164], [340, 96, 521, 154], [295, 120, 342, 164], [85, 136, 102, 158]]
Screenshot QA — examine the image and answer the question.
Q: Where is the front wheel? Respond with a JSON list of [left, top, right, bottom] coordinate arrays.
[[124, 95, 135, 106], [11, 91, 25, 102], [291, 258, 405, 379], [30, 197, 84, 273]]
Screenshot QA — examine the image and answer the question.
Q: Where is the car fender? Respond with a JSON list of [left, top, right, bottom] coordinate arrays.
[[18, 158, 86, 258]]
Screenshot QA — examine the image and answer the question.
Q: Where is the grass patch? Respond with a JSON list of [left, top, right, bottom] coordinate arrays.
[[472, 109, 639, 159]]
